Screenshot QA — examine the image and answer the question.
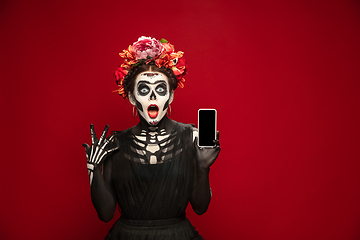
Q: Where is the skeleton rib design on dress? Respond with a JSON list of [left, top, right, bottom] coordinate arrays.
[[127, 127, 183, 164]]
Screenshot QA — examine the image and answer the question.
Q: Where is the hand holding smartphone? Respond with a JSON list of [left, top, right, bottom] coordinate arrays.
[[198, 109, 217, 148]]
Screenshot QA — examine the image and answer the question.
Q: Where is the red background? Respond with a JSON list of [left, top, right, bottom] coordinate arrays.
[[1, 0, 360, 239]]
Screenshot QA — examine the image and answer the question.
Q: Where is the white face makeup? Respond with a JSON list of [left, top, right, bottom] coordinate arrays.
[[130, 71, 173, 126]]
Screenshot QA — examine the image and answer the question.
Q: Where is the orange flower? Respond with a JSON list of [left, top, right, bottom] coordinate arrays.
[[177, 77, 185, 88], [162, 42, 174, 54], [171, 51, 184, 59], [119, 45, 137, 68], [155, 53, 172, 68], [113, 86, 127, 99]]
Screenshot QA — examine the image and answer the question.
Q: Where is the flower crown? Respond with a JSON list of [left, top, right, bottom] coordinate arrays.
[[114, 36, 187, 99]]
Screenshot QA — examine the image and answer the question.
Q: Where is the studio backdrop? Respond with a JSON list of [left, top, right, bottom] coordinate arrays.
[[1, 0, 360, 239]]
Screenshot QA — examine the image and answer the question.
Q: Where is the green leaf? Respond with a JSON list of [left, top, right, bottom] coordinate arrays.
[[160, 38, 168, 43]]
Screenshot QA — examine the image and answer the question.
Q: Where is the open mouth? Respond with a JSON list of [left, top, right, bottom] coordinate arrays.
[[147, 104, 159, 119]]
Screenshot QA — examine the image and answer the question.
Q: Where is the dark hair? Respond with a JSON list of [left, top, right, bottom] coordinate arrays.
[[123, 62, 178, 95]]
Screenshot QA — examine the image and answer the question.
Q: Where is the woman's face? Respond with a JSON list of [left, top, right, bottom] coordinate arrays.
[[130, 71, 173, 126]]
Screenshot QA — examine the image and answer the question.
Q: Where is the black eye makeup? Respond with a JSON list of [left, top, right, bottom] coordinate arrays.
[[138, 84, 150, 96], [156, 83, 167, 96]]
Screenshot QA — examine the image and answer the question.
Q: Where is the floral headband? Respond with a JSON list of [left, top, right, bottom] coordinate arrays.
[[114, 36, 187, 99]]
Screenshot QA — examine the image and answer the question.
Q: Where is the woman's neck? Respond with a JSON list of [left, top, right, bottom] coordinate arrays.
[[135, 115, 174, 134]]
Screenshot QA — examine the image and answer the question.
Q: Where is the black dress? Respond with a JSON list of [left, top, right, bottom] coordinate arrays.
[[105, 122, 204, 240]]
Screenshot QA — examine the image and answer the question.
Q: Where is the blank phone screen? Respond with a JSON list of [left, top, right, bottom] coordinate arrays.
[[198, 109, 216, 147]]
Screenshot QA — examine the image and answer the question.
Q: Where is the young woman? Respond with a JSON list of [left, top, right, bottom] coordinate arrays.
[[83, 36, 220, 240]]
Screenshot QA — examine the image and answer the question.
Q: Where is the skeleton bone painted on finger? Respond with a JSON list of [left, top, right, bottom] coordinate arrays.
[[86, 127, 117, 185]]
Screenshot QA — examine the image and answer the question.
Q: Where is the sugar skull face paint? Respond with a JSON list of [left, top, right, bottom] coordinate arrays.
[[130, 71, 173, 126]]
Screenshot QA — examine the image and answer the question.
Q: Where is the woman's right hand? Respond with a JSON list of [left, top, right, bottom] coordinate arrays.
[[82, 124, 119, 183]]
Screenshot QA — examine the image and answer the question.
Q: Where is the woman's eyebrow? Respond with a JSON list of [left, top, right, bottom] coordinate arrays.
[[137, 80, 167, 86]]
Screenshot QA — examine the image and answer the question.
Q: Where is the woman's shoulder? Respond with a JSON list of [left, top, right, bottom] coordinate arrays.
[[171, 120, 198, 142], [110, 126, 134, 140], [171, 120, 196, 131]]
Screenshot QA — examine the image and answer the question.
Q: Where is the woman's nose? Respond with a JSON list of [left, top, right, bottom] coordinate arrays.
[[149, 90, 156, 100]]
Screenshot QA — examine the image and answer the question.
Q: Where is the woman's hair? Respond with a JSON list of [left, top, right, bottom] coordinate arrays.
[[123, 62, 178, 95]]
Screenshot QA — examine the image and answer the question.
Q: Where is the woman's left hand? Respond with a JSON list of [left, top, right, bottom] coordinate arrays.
[[194, 131, 221, 169]]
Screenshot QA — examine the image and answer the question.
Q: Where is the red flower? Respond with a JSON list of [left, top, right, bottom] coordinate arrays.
[[172, 57, 187, 88], [176, 57, 186, 68], [172, 57, 186, 75], [115, 67, 128, 84]]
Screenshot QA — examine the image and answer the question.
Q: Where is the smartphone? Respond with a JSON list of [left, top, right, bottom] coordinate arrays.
[[198, 109, 217, 147]]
